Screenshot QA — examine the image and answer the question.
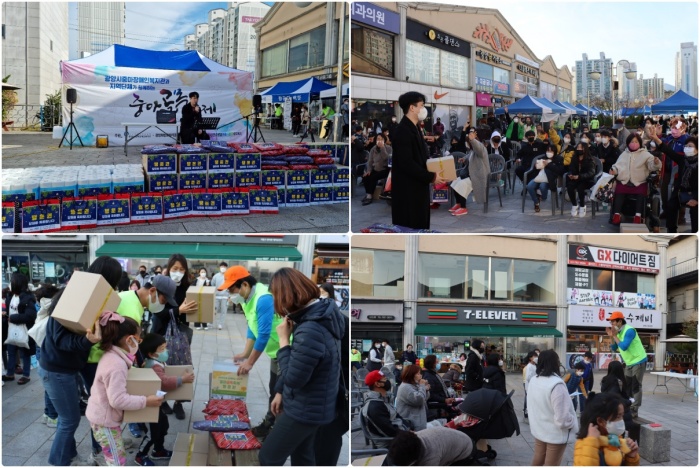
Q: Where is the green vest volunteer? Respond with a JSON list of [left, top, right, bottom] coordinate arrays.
[[608, 312, 647, 367], [590, 118, 600, 130], [351, 350, 362, 363]]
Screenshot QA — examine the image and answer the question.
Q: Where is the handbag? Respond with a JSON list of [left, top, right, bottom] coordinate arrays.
[[450, 177, 473, 199], [5, 321, 30, 348], [593, 178, 616, 204], [533, 169, 548, 183], [535, 159, 545, 170], [165, 310, 193, 365]]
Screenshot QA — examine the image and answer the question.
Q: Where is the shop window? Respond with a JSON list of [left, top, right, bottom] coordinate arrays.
[[439, 50, 468, 89], [418, 253, 466, 299], [490, 258, 512, 301], [406, 40, 440, 85], [615, 271, 655, 295], [288, 26, 325, 73], [467, 256, 489, 299], [493, 67, 509, 85], [351, 24, 394, 77], [261, 42, 287, 78], [475, 61, 493, 79], [351, 249, 405, 298], [514, 260, 555, 303]]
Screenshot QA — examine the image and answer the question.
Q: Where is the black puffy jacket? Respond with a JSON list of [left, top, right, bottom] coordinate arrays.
[[464, 350, 484, 392], [275, 299, 345, 425], [482, 366, 506, 395]]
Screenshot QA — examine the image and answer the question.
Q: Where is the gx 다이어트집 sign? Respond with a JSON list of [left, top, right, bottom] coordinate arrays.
[[568, 244, 659, 273]]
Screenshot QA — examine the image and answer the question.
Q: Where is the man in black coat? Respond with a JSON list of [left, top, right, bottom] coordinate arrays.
[[464, 339, 485, 393], [514, 130, 548, 184], [391, 92, 446, 229], [180, 91, 209, 144]]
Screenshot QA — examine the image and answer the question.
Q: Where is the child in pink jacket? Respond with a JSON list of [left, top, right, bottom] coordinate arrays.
[[86, 312, 163, 466]]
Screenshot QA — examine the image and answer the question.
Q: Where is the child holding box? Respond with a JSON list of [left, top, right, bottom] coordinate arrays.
[[86, 312, 164, 466], [135, 333, 195, 466]]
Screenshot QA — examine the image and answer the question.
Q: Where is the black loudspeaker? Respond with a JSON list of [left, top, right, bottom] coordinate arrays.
[[253, 94, 262, 108], [66, 88, 77, 104]]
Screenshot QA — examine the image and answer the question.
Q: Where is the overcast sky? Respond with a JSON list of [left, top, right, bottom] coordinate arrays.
[[480, 0, 697, 87]]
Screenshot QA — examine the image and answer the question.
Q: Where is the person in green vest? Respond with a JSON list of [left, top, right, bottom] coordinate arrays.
[[273, 103, 283, 129], [590, 116, 600, 130], [606, 311, 647, 418], [320, 103, 336, 119], [351, 347, 362, 371], [573, 118, 580, 133], [82, 274, 178, 463], [218, 265, 282, 439]]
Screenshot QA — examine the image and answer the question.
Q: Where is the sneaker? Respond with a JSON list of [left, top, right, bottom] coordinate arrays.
[[378, 191, 391, 200], [128, 422, 144, 438], [251, 419, 274, 439], [633, 215, 642, 224], [195, 326, 202, 330], [611, 213, 622, 225], [17, 376, 30, 384], [134, 454, 155, 466], [578, 206, 587, 218], [150, 449, 173, 460], [218, 325, 223, 330], [452, 208, 468, 216], [123, 437, 134, 449], [42, 414, 48, 424], [46, 417, 58, 428], [448, 203, 461, 213], [173, 402, 186, 420], [161, 401, 173, 415], [203, 325, 209, 330], [430, 202, 440, 209], [534, 204, 540, 213], [571, 206, 579, 217], [2, 375, 15, 382], [86, 452, 106, 466]]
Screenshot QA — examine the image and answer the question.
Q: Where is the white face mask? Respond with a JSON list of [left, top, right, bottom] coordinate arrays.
[[513, 118, 519, 123], [320, 292, 329, 299], [169, 271, 184, 284], [220, 267, 227, 274], [563, 138, 571, 144], [606, 419, 626, 436], [149, 291, 165, 314], [650, 141, 656, 149], [533, 358, 538, 364], [416, 106, 428, 121], [595, 136, 602, 143], [576, 371, 584, 376], [684, 147, 697, 156], [581, 137, 589, 144], [498, 360, 504, 367], [230, 293, 244, 305], [126, 336, 139, 355], [602, 138, 609, 145], [546, 152, 554, 158], [200, 272, 207, 278]]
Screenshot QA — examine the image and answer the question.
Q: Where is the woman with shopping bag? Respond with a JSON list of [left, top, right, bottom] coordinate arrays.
[[448, 128, 490, 216], [527, 143, 565, 213], [3, 272, 36, 384]]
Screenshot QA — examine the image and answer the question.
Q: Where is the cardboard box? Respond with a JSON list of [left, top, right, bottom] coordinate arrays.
[[211, 361, 248, 398], [234, 172, 260, 189], [51, 271, 122, 334], [353, 455, 387, 466], [147, 173, 178, 192], [208, 436, 233, 466], [163, 365, 194, 401], [142, 154, 177, 174], [178, 153, 208, 173], [123, 368, 161, 423], [170, 433, 208, 467], [186, 285, 216, 323], [179, 173, 207, 191], [426, 155, 457, 181]]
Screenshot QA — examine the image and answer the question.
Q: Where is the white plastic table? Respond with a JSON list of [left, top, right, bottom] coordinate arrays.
[[650, 371, 698, 401], [121, 122, 179, 155]]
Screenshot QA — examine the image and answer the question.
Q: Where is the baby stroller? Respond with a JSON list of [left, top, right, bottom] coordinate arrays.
[[448, 388, 520, 463], [610, 171, 661, 231]]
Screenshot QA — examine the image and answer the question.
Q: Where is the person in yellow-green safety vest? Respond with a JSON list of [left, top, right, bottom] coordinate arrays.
[[590, 116, 600, 130], [218, 265, 282, 439], [606, 311, 647, 418], [351, 348, 362, 371]]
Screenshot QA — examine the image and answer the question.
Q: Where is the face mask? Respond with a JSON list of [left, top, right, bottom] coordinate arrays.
[[220, 267, 226, 274], [606, 419, 626, 436], [200, 272, 207, 278], [602, 138, 609, 145], [546, 152, 554, 158], [650, 141, 656, 149], [139, 270, 146, 276], [416, 107, 428, 121], [155, 350, 169, 363], [527, 137, 535, 143], [126, 336, 139, 356], [392, 117, 396, 122], [498, 360, 504, 367], [576, 371, 584, 376], [595, 136, 601, 143], [320, 292, 329, 299], [563, 138, 571, 144], [581, 138, 589, 144], [170, 271, 184, 284], [513, 118, 519, 123], [230, 293, 244, 305], [684, 147, 697, 156], [149, 292, 165, 314], [576, 150, 584, 156], [628, 142, 640, 151], [533, 358, 538, 364], [154, 271, 161, 276]]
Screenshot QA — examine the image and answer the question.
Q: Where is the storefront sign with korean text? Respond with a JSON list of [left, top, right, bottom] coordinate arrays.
[[568, 305, 661, 329], [568, 244, 659, 273], [352, 2, 400, 34], [475, 49, 511, 66]]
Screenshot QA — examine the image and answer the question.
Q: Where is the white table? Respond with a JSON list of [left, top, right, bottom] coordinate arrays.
[[650, 371, 698, 401], [121, 122, 179, 156]]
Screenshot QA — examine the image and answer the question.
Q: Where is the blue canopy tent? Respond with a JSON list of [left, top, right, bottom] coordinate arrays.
[[591, 106, 603, 115], [537, 97, 571, 114], [555, 101, 585, 115], [494, 95, 566, 115], [260, 78, 334, 103], [620, 106, 652, 117], [651, 90, 699, 114], [575, 103, 595, 114]]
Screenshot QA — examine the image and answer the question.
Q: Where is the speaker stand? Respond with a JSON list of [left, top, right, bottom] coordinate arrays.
[[58, 102, 84, 150]]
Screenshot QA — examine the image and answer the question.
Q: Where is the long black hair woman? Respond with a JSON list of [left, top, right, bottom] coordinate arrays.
[[258, 268, 344, 466], [3, 272, 37, 384], [41, 256, 121, 466]]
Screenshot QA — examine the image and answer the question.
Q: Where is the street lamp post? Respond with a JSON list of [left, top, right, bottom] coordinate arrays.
[[589, 59, 636, 126]]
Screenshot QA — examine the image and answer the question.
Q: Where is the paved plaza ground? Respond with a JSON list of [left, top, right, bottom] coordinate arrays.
[[2, 130, 348, 233], [350, 177, 695, 234], [351, 371, 698, 466], [1, 311, 349, 466]]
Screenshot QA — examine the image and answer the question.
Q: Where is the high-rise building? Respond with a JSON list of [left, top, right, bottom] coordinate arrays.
[[575, 53, 613, 101], [2, 2, 69, 123], [182, 3, 270, 72], [617, 61, 637, 101], [679, 42, 698, 98], [675, 51, 682, 91], [77, 2, 125, 57], [637, 74, 665, 101]]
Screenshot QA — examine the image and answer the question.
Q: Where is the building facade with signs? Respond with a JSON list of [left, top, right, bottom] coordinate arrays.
[[351, 234, 683, 372], [351, 3, 573, 128], [254, 2, 349, 91]]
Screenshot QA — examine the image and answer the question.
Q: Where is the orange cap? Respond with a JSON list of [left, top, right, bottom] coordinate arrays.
[[217, 265, 251, 291], [606, 311, 625, 321]]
